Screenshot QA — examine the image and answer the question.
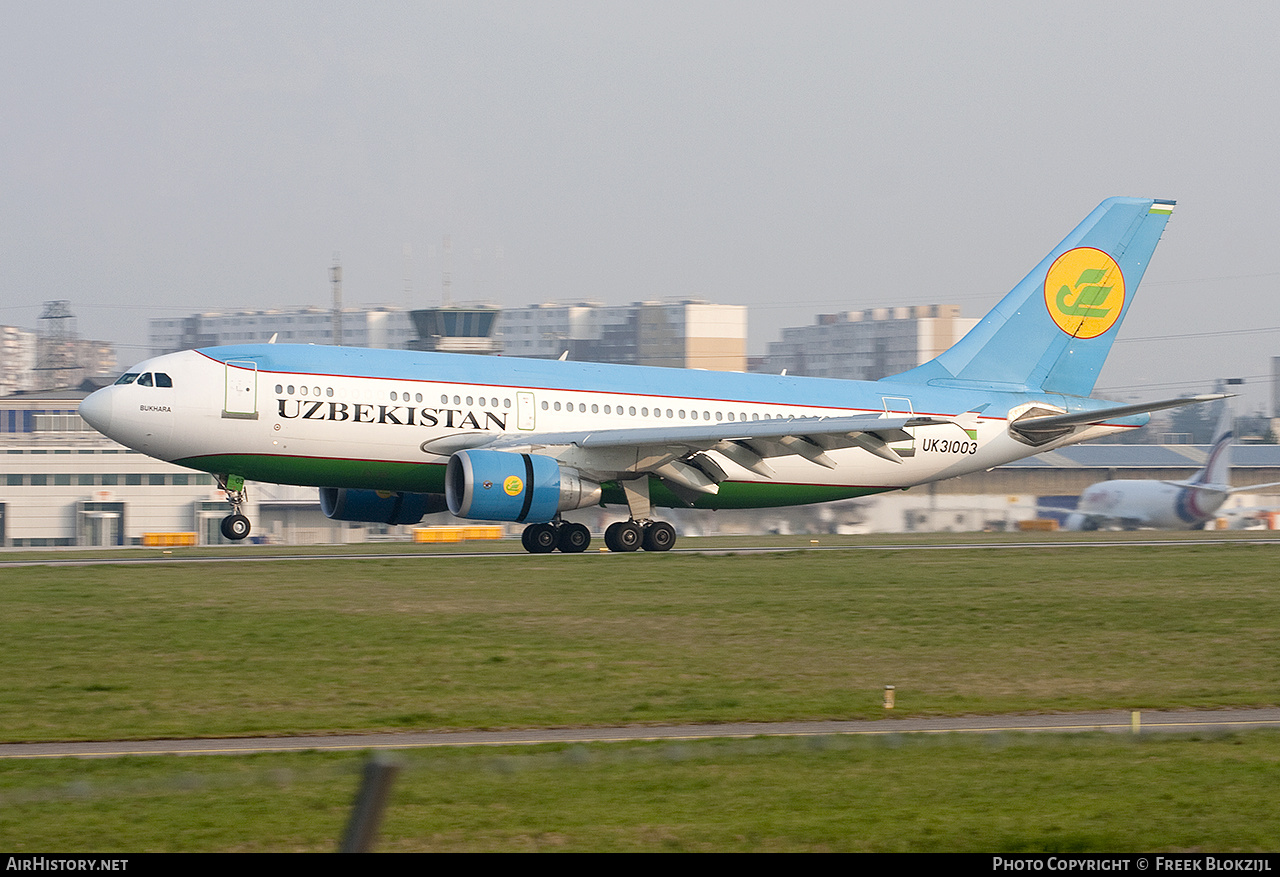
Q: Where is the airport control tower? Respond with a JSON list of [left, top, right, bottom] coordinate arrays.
[[406, 306, 502, 355]]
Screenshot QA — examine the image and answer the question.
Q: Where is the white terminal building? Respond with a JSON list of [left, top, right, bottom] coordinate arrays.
[[0, 326, 37, 396]]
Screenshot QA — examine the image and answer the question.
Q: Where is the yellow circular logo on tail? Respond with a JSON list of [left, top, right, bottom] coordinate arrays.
[[503, 476, 524, 496], [1044, 247, 1125, 339]]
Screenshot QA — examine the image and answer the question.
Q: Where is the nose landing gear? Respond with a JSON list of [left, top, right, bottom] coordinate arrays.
[[216, 474, 251, 542], [220, 513, 251, 541]]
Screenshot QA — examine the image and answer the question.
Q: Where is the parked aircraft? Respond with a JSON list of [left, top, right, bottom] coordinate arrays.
[[79, 197, 1222, 552], [1065, 403, 1280, 530]]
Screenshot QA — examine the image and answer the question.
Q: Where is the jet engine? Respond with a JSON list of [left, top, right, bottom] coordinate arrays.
[[319, 488, 447, 525], [446, 449, 601, 523]]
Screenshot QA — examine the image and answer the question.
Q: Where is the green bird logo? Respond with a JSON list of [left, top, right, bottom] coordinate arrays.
[[1055, 268, 1114, 319]]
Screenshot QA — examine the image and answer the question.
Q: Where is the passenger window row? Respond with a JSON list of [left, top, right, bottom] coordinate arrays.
[[539, 398, 784, 422]]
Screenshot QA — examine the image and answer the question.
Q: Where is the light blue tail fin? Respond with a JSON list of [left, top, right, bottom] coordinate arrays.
[[891, 197, 1175, 396]]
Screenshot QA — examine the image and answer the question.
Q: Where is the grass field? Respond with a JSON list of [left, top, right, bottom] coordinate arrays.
[[4, 732, 1280, 852], [4, 540, 1278, 740], [2, 538, 1278, 851]]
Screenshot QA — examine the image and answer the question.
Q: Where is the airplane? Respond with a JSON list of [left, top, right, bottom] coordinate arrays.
[[1064, 402, 1280, 530], [78, 196, 1225, 553]]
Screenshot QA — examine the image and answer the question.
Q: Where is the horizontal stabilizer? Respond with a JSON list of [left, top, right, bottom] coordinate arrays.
[[1162, 480, 1280, 498], [1228, 481, 1280, 495], [1010, 394, 1230, 445], [1162, 480, 1230, 494]]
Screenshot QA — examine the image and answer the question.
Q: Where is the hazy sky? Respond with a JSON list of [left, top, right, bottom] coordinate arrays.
[[4, 2, 1279, 411]]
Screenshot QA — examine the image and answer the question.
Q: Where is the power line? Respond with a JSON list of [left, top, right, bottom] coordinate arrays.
[[1116, 326, 1280, 344]]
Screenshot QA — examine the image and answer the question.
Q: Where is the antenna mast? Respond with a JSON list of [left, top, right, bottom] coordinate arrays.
[[442, 235, 452, 308], [35, 300, 80, 389], [330, 257, 343, 346]]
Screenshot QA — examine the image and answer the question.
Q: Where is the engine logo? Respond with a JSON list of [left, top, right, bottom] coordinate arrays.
[[504, 476, 524, 496]]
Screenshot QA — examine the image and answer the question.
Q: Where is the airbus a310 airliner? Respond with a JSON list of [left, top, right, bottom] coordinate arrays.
[[80, 197, 1221, 552]]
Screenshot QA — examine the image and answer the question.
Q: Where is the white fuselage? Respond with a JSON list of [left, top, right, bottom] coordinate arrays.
[[1069, 479, 1226, 530], [78, 346, 1127, 510]]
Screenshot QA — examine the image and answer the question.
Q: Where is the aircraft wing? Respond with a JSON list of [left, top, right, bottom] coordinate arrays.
[[499, 413, 952, 454], [426, 412, 960, 495]]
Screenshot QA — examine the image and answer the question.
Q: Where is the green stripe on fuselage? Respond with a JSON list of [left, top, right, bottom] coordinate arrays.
[[177, 454, 449, 494], [176, 454, 892, 511], [613, 479, 891, 510]]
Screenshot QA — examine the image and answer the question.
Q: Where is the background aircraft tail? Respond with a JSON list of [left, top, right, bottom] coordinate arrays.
[[1190, 402, 1233, 488], [891, 197, 1175, 397]]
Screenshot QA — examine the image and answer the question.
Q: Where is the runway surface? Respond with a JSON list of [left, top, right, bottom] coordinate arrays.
[[3, 708, 1278, 760], [2, 535, 1279, 567]]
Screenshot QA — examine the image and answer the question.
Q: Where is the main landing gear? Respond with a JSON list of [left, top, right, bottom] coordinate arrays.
[[612, 476, 675, 551], [216, 474, 252, 542], [520, 520, 589, 554], [605, 519, 674, 552], [518, 518, 676, 554], [519, 476, 676, 554]]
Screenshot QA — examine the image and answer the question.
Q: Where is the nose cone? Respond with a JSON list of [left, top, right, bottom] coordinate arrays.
[[79, 388, 114, 436]]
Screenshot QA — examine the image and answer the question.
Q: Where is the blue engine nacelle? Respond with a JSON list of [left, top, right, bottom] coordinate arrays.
[[319, 488, 447, 525], [445, 449, 601, 523]]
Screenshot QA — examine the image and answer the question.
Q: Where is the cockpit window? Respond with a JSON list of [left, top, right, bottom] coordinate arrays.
[[137, 373, 154, 387], [115, 373, 139, 385], [155, 373, 173, 388]]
